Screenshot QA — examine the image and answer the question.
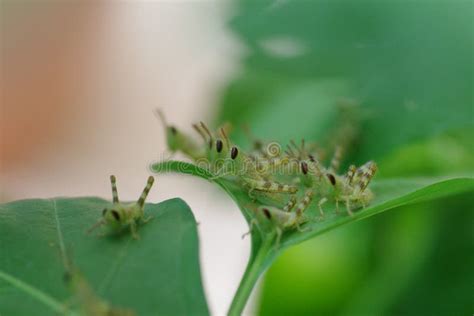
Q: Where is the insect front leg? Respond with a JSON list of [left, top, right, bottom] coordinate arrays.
[[317, 197, 328, 220], [130, 221, 140, 240], [241, 218, 258, 239], [87, 219, 105, 235], [345, 197, 353, 216], [141, 215, 154, 224], [275, 227, 283, 249]]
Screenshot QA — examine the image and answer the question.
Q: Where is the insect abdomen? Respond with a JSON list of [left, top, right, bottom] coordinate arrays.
[[244, 178, 298, 194]]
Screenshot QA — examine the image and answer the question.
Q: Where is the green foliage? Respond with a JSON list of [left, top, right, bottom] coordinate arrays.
[[258, 192, 474, 316], [0, 198, 208, 316], [217, 0, 473, 162], [212, 2, 474, 312], [151, 162, 473, 250], [151, 161, 474, 314]]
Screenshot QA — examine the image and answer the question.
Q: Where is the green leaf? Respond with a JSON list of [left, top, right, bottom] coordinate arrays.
[[217, 1, 473, 162], [0, 198, 209, 316], [151, 160, 474, 314], [257, 191, 474, 316]]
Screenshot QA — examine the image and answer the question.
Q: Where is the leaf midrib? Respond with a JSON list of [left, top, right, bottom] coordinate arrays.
[[0, 269, 64, 313]]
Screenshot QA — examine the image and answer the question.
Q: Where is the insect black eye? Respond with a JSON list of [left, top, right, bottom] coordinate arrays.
[[216, 139, 223, 153], [231, 147, 238, 159], [111, 210, 120, 221], [301, 161, 309, 175], [262, 208, 272, 219], [326, 173, 336, 186]]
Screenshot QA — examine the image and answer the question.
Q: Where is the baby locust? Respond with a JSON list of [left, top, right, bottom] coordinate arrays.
[[156, 110, 298, 196], [88, 175, 154, 239], [297, 144, 378, 218], [154, 109, 207, 160], [243, 190, 314, 247]]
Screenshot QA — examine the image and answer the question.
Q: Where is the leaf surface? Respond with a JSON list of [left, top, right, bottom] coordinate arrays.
[[151, 160, 474, 314], [0, 198, 209, 316]]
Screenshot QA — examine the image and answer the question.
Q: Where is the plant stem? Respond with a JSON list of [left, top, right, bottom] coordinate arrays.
[[228, 237, 274, 316]]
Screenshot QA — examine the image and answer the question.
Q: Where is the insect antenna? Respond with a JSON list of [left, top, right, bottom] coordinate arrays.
[[200, 122, 214, 149], [192, 123, 207, 142], [285, 146, 295, 158], [153, 108, 168, 128], [220, 127, 230, 150], [110, 175, 119, 204], [289, 139, 299, 153], [289, 139, 306, 160], [137, 176, 155, 207], [241, 124, 264, 151]]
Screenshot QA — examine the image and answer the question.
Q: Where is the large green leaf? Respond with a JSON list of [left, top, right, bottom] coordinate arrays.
[[217, 1, 473, 162], [0, 198, 209, 316], [151, 160, 474, 314]]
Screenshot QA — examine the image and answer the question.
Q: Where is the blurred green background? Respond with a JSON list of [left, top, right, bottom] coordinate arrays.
[[215, 0, 473, 314]]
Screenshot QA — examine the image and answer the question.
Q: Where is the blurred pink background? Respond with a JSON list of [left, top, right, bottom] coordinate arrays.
[[1, 2, 256, 314]]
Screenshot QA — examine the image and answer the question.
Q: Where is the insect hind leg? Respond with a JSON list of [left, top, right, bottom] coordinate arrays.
[[329, 146, 343, 172], [317, 197, 328, 220], [354, 161, 377, 193]]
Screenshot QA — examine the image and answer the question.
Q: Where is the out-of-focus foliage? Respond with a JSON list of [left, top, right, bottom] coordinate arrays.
[[217, 0, 473, 163], [151, 161, 473, 315], [258, 193, 474, 316], [215, 0, 474, 315], [0, 198, 209, 316]]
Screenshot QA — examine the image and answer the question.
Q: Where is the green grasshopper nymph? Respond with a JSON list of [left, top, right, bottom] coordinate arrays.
[[244, 190, 314, 247], [88, 175, 154, 239], [217, 143, 298, 196], [154, 109, 206, 161], [299, 146, 377, 218], [196, 125, 299, 196], [336, 160, 377, 215]]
